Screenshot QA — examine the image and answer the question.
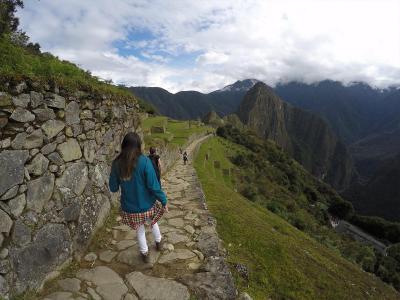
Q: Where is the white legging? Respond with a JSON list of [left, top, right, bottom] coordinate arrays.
[[137, 222, 162, 254]]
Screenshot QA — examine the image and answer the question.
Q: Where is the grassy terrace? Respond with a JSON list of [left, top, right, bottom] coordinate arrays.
[[194, 137, 398, 300], [141, 116, 212, 149], [0, 36, 135, 101]]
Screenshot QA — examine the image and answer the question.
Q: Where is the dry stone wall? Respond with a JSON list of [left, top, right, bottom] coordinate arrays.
[[0, 83, 142, 298]]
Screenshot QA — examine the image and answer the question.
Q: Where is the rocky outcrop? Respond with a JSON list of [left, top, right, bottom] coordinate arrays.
[[222, 114, 246, 130], [0, 82, 141, 297], [202, 110, 222, 125], [237, 82, 356, 190]]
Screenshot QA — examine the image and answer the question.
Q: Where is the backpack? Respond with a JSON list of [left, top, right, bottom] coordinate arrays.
[[148, 154, 161, 182]]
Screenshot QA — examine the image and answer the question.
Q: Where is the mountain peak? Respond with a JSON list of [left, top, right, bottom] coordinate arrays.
[[237, 83, 356, 190], [217, 79, 260, 92], [251, 81, 274, 92]]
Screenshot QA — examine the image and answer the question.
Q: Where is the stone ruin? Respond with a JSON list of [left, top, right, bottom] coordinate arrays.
[[0, 82, 142, 298]]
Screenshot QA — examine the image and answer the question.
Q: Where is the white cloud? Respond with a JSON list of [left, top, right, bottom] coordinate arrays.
[[18, 0, 400, 92], [196, 51, 230, 65]]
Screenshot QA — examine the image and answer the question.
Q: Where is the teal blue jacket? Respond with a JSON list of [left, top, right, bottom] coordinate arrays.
[[109, 155, 167, 213]]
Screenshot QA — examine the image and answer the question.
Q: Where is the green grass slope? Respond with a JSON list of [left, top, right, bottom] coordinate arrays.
[[194, 137, 398, 299], [0, 36, 136, 102]]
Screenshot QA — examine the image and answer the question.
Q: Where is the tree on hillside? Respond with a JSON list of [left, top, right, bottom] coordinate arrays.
[[388, 243, 400, 263], [10, 29, 39, 52], [0, 0, 23, 36], [0, 0, 41, 53], [328, 199, 354, 220]]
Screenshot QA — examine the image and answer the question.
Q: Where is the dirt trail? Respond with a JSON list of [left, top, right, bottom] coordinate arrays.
[[41, 135, 236, 300]]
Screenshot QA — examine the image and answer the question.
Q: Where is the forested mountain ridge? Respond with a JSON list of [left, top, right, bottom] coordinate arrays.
[[274, 80, 390, 144], [130, 79, 258, 120], [275, 81, 400, 177], [345, 153, 400, 222], [133, 80, 400, 181], [134, 79, 400, 221], [237, 82, 356, 190], [133, 79, 400, 148]]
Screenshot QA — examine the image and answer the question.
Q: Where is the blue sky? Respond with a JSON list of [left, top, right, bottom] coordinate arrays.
[[113, 31, 201, 68], [17, 0, 400, 93]]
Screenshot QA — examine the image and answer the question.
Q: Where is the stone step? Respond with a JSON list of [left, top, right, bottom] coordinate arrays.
[[125, 271, 189, 300]]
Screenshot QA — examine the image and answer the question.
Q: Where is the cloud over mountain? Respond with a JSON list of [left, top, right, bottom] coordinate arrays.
[[18, 0, 400, 92]]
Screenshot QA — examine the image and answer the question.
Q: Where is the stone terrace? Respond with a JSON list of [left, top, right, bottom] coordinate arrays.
[[41, 136, 237, 300]]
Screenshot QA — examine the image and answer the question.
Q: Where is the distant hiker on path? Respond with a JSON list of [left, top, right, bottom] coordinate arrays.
[[148, 147, 161, 184], [179, 147, 183, 155], [183, 151, 188, 165], [109, 132, 168, 263]]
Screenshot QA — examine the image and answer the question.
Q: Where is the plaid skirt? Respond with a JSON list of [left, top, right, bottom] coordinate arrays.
[[120, 201, 165, 230]]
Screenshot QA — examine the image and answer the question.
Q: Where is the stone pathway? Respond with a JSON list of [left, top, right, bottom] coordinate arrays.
[[41, 136, 236, 300]]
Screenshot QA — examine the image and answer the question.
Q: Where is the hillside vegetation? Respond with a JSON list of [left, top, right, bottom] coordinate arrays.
[[0, 34, 141, 104], [194, 131, 399, 299], [345, 153, 400, 222], [0, 32, 166, 116], [141, 116, 211, 149]]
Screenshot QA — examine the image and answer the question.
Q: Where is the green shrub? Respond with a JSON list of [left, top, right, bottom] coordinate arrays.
[[231, 153, 251, 167], [351, 215, 400, 244], [339, 241, 377, 273], [376, 256, 399, 283], [136, 96, 158, 114], [304, 187, 318, 202], [267, 201, 288, 218], [290, 210, 315, 231], [387, 243, 400, 263], [240, 186, 258, 201], [328, 199, 354, 220]]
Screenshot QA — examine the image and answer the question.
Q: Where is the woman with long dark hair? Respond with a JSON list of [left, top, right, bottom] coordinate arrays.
[[109, 132, 168, 262], [148, 147, 161, 184]]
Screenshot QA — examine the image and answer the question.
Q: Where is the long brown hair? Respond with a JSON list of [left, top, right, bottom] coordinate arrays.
[[115, 132, 142, 180]]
